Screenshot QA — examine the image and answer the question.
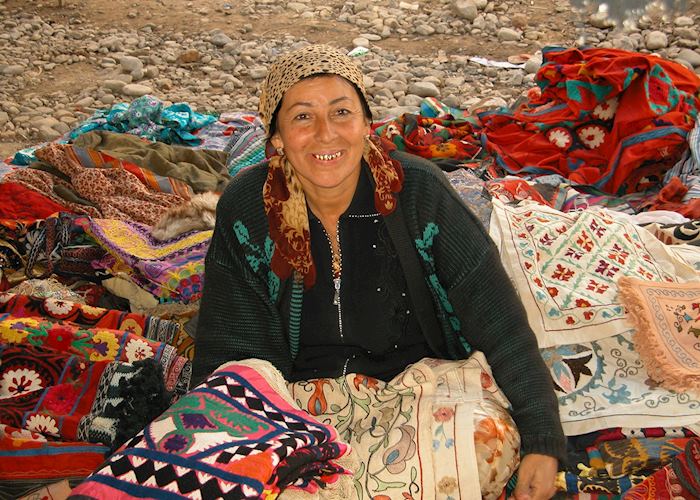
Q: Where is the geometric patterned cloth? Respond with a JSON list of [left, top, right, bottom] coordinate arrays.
[[69, 360, 352, 499]]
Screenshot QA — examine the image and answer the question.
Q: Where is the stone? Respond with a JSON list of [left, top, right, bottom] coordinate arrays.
[[353, 37, 370, 48], [121, 84, 153, 97], [211, 32, 232, 47], [674, 16, 694, 27], [248, 66, 267, 79], [0, 111, 9, 126], [408, 81, 440, 97], [74, 96, 95, 108], [38, 125, 62, 141], [119, 55, 143, 73], [497, 27, 521, 42], [3, 65, 25, 75], [677, 48, 700, 67], [452, 0, 478, 22], [103, 79, 127, 92], [645, 30, 668, 50], [177, 49, 201, 64]]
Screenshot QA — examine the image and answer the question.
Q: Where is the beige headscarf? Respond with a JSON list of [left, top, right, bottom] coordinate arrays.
[[258, 44, 370, 136], [258, 44, 403, 289]]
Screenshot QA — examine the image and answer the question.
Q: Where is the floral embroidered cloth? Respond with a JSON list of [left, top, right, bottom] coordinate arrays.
[[480, 46, 700, 195], [491, 200, 700, 436], [618, 277, 700, 394], [69, 359, 354, 499], [0, 292, 192, 497], [288, 352, 520, 500], [0, 292, 193, 363], [490, 200, 699, 348]]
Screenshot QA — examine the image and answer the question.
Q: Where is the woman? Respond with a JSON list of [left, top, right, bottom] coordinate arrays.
[[194, 44, 565, 499]]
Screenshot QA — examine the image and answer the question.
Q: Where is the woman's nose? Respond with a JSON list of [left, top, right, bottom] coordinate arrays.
[[315, 116, 337, 142]]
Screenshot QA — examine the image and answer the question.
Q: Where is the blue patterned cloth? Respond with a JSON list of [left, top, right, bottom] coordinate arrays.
[[68, 95, 216, 146]]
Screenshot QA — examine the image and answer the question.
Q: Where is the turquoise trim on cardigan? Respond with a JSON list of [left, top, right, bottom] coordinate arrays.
[[233, 220, 280, 303], [288, 277, 303, 359], [415, 222, 471, 357]]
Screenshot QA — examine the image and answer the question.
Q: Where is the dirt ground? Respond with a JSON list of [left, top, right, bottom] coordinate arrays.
[[0, 0, 576, 159], [2, 0, 698, 159]]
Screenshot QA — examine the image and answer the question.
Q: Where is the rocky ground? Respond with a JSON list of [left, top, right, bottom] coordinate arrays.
[[1, 0, 699, 160]]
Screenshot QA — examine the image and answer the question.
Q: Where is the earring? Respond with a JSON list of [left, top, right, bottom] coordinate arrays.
[[276, 146, 284, 156]]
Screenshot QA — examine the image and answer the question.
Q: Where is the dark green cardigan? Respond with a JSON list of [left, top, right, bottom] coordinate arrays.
[[193, 150, 567, 462]]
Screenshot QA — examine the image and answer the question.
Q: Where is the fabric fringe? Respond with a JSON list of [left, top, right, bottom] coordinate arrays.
[[618, 276, 700, 394]]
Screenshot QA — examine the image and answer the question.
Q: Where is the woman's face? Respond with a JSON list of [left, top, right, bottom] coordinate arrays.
[[271, 75, 370, 201]]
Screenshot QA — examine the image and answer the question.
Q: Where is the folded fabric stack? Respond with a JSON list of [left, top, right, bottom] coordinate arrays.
[[68, 360, 354, 499], [0, 293, 192, 497]]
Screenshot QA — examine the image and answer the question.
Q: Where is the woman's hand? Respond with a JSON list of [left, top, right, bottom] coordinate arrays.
[[511, 453, 558, 500]]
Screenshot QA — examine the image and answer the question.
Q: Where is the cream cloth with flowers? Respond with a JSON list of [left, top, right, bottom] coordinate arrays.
[[288, 351, 520, 500]]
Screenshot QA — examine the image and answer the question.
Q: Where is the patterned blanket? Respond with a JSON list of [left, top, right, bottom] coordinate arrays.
[[490, 200, 700, 435], [83, 218, 211, 304], [0, 293, 192, 497], [69, 360, 354, 499]]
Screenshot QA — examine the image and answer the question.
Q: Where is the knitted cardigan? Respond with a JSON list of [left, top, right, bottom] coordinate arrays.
[[194, 150, 567, 462]]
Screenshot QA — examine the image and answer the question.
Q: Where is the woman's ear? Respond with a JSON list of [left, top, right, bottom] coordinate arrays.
[[270, 133, 283, 151]]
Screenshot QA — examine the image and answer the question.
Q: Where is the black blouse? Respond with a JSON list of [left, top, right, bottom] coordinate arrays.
[[291, 168, 434, 382]]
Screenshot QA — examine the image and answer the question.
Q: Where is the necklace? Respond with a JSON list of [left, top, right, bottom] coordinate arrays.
[[321, 221, 342, 307]]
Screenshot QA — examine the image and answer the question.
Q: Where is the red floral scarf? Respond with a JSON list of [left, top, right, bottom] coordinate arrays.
[[263, 135, 403, 288]]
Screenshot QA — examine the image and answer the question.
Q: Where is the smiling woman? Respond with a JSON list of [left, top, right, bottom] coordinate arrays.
[[192, 44, 566, 499]]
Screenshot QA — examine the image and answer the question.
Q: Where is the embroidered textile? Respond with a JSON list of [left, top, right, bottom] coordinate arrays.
[[480, 47, 700, 195], [490, 200, 699, 348], [288, 353, 520, 500], [0, 292, 184, 351], [263, 136, 403, 289], [641, 219, 700, 246], [541, 330, 700, 435], [219, 112, 267, 177], [32, 143, 186, 225], [623, 437, 700, 499], [618, 277, 700, 394], [0, 310, 191, 396], [443, 168, 493, 229], [69, 360, 353, 499], [373, 101, 483, 162], [83, 218, 211, 303], [0, 181, 72, 224], [597, 437, 690, 478], [68, 95, 216, 146], [0, 424, 108, 498]]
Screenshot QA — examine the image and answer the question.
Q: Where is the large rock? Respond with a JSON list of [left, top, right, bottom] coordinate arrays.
[[677, 48, 700, 67], [408, 81, 440, 98], [497, 27, 521, 42], [452, 0, 478, 21], [120, 55, 143, 73], [645, 31, 668, 50], [121, 84, 153, 97]]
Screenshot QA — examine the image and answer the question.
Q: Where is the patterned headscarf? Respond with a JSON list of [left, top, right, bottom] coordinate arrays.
[[258, 44, 370, 136], [259, 45, 403, 289]]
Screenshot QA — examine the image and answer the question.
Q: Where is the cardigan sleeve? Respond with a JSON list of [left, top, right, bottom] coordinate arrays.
[[399, 155, 567, 463], [192, 175, 292, 385]]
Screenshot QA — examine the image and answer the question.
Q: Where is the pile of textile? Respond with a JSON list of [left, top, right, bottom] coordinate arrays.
[[1, 46, 699, 499]]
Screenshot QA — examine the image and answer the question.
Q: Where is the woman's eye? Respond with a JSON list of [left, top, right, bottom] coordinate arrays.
[[294, 113, 309, 121], [336, 108, 350, 116]]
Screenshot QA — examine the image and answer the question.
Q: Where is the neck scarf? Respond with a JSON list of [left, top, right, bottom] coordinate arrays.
[[263, 135, 403, 289]]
